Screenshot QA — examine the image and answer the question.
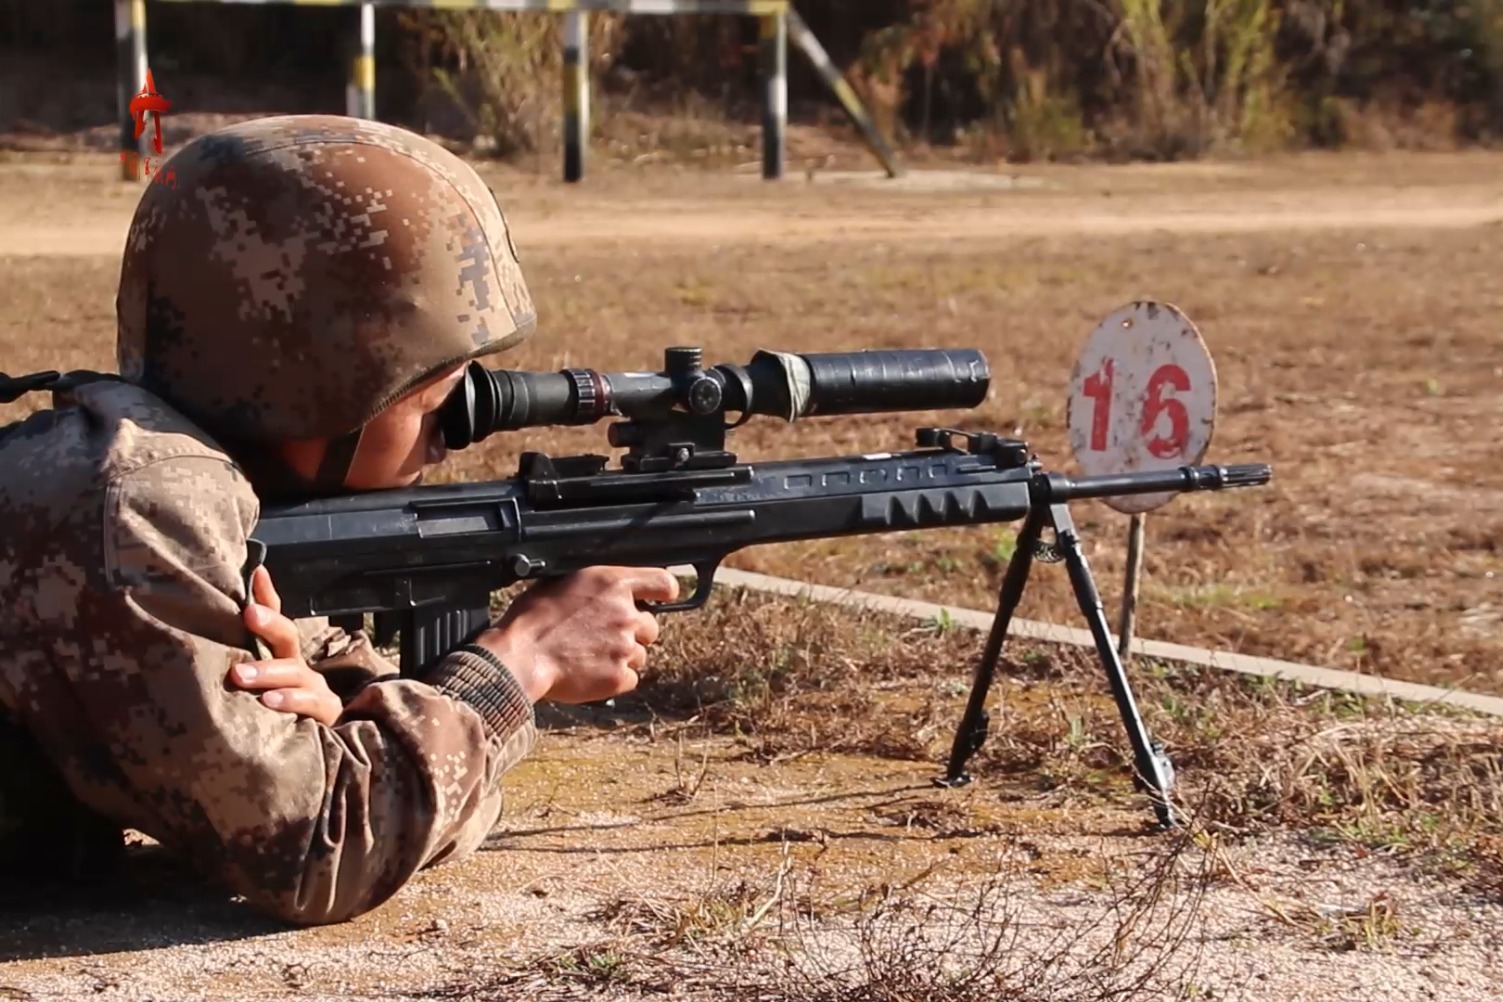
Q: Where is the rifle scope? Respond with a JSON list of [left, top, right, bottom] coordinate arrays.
[[440, 346, 990, 450]]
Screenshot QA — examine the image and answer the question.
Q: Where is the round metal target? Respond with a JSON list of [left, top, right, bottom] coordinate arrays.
[[1066, 302, 1219, 514]]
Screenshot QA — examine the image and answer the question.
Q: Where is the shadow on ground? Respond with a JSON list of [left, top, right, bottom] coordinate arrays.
[[0, 844, 285, 964]]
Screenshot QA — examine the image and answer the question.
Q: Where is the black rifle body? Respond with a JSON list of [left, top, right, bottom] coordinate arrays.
[[253, 440, 1038, 639], [250, 434, 1266, 677]]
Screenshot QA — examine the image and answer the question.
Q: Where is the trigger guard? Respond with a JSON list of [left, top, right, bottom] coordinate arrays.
[[640, 561, 720, 613]]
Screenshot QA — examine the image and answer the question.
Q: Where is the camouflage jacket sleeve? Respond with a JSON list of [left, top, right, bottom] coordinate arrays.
[[88, 454, 536, 925], [295, 618, 401, 702]]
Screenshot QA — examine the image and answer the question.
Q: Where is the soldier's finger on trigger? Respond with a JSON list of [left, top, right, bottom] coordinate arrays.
[[626, 568, 678, 603], [659, 568, 681, 600]]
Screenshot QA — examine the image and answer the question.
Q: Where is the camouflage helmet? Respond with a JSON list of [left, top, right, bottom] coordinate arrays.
[[115, 114, 536, 461]]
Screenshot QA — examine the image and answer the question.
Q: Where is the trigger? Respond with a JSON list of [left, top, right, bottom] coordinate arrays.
[[641, 560, 720, 613]]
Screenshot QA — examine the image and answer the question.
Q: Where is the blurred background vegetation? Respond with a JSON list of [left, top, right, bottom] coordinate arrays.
[[3, 0, 1502, 161]]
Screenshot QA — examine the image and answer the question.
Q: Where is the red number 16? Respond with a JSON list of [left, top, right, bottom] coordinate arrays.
[[1082, 359, 1191, 459]]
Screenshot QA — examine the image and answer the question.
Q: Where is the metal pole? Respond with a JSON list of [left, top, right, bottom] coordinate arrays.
[[784, 8, 902, 179], [115, 0, 148, 181], [1117, 513, 1146, 659], [346, 4, 376, 120], [760, 11, 786, 181], [563, 10, 589, 183]]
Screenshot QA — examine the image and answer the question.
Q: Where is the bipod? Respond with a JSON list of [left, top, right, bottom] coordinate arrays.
[[935, 499, 1177, 830]]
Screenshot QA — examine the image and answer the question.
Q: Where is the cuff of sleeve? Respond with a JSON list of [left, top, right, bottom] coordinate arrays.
[[423, 646, 534, 740]]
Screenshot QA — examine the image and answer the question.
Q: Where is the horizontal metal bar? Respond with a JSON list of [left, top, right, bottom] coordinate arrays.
[[150, 0, 789, 13]]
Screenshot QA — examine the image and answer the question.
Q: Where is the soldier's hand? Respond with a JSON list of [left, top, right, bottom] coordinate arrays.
[[473, 566, 679, 705], [231, 565, 345, 727]]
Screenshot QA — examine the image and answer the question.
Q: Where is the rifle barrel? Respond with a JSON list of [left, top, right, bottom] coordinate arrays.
[[1042, 464, 1272, 503]]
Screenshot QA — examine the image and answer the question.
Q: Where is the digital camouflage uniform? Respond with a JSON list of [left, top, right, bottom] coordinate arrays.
[[0, 116, 540, 924]]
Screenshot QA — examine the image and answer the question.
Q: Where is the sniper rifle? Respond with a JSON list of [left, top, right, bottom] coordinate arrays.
[[246, 346, 1272, 827]]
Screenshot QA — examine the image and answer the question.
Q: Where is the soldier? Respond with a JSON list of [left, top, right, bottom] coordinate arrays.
[[0, 115, 678, 923]]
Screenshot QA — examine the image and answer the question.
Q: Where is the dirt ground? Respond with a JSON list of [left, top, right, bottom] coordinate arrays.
[[1, 141, 1502, 998], [2, 593, 1501, 1000]]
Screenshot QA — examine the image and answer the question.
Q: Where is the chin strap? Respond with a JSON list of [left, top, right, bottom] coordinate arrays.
[[0, 369, 121, 404], [229, 429, 366, 504], [312, 427, 364, 495]]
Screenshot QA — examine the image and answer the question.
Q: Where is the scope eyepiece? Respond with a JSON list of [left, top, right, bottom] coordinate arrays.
[[438, 346, 991, 451]]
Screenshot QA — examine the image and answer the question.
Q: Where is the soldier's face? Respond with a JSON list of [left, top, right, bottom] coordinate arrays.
[[342, 363, 469, 490]]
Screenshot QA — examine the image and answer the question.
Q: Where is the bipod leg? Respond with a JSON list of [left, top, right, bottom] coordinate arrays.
[[936, 506, 1047, 788], [1047, 503, 1177, 829]]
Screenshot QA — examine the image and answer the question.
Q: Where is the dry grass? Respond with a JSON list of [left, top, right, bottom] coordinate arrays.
[[600, 587, 1503, 902], [402, 826, 1212, 1001]]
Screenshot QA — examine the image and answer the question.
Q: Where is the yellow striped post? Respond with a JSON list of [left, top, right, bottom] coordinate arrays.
[[562, 9, 589, 183], [345, 4, 376, 119], [115, 0, 148, 181], [150, 0, 792, 12], [785, 8, 901, 178], [759, 11, 786, 180]]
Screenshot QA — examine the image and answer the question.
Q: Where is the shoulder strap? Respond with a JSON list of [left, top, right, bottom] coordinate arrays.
[[0, 370, 123, 405]]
